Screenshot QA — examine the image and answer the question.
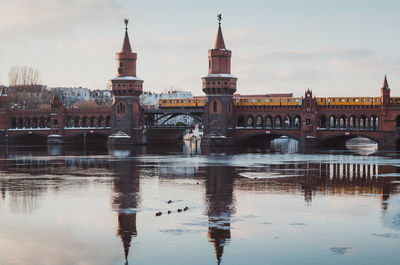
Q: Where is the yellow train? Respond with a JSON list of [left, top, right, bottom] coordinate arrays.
[[158, 96, 390, 108], [158, 98, 206, 108], [318, 97, 381, 106], [233, 97, 302, 106]]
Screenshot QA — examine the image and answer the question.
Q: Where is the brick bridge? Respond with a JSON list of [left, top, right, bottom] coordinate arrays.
[[2, 19, 400, 150]]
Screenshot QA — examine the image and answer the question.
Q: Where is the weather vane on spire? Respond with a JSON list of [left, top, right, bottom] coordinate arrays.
[[217, 14, 222, 25], [124, 18, 129, 30]]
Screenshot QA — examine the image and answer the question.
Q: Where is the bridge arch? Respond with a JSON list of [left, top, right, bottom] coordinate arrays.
[[319, 133, 379, 149], [236, 131, 301, 145], [65, 131, 109, 145], [8, 132, 48, 145]]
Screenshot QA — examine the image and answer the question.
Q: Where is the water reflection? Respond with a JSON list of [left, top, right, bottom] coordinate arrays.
[[111, 158, 140, 263], [0, 141, 399, 264], [205, 167, 235, 264]]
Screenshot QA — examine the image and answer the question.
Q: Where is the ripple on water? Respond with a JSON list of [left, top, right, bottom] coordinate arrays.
[[330, 247, 352, 255]]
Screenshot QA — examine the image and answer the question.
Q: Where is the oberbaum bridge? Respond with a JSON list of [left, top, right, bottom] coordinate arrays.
[[1, 17, 400, 150]]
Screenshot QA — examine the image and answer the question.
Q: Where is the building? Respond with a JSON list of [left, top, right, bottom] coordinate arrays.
[[50, 87, 90, 107], [6, 85, 51, 109], [90, 89, 112, 105]]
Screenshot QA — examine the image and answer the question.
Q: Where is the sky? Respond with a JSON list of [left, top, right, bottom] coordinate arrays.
[[0, 0, 399, 97]]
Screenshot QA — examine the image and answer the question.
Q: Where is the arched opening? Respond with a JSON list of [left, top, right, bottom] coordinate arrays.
[[339, 115, 346, 130], [105, 116, 111, 127], [396, 115, 400, 128], [320, 134, 378, 151], [25, 117, 31, 128], [370, 116, 378, 131], [294, 116, 301, 129], [349, 115, 356, 130], [39, 117, 46, 128], [10, 117, 17, 129], [9, 133, 47, 145], [213, 101, 217, 113], [236, 132, 299, 152], [360, 115, 368, 130], [246, 116, 254, 128], [74, 116, 80, 127], [274, 116, 282, 128], [319, 115, 327, 129], [117, 102, 126, 114], [66, 116, 73, 128], [265, 116, 272, 128], [32, 117, 38, 128], [89, 116, 96, 127], [97, 116, 104, 127], [284, 116, 291, 128], [18, 117, 23, 129], [255, 115, 263, 128], [329, 116, 336, 130], [82, 116, 88, 127], [66, 132, 108, 148], [237, 116, 245, 127]]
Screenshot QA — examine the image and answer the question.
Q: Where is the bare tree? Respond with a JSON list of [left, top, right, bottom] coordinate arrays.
[[8, 66, 42, 86]]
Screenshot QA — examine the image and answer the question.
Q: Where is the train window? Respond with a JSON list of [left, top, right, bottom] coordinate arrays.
[[264, 99, 268, 102], [257, 99, 261, 103], [347, 98, 350, 102], [354, 98, 359, 102], [375, 98, 378, 102], [368, 98, 371, 102], [288, 99, 291, 102], [340, 98, 345, 102], [181, 100, 184, 103], [362, 99, 365, 102], [169, 100, 172, 103], [250, 99, 255, 103], [244, 99, 248, 102]]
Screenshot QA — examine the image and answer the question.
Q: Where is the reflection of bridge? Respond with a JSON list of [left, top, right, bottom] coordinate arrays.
[[2, 18, 400, 149]]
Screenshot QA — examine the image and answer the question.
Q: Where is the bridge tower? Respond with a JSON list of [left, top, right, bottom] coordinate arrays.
[[47, 95, 66, 144], [379, 75, 396, 148], [0, 88, 8, 144], [299, 89, 318, 151], [108, 19, 144, 146], [201, 15, 237, 146]]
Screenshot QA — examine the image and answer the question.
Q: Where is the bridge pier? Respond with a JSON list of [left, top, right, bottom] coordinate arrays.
[[298, 136, 318, 153], [377, 131, 396, 150]]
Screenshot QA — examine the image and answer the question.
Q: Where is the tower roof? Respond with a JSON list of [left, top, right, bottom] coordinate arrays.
[[383, 75, 389, 88], [121, 19, 132, 53], [213, 16, 226, 50]]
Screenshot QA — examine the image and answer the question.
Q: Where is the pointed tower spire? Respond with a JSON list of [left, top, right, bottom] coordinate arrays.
[[121, 18, 132, 53], [383, 75, 389, 89], [213, 14, 226, 50]]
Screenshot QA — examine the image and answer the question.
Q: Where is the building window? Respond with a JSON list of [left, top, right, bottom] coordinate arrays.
[[213, 101, 217, 113], [117, 102, 126, 114], [120, 62, 123, 67], [209, 60, 211, 69]]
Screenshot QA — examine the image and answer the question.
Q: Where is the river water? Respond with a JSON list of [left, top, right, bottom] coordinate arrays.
[[0, 140, 399, 265]]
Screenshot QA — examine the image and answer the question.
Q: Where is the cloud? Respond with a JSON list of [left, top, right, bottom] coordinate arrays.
[[0, 0, 125, 38]]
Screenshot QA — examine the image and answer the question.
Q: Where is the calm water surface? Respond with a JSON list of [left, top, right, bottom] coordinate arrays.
[[1, 140, 400, 265]]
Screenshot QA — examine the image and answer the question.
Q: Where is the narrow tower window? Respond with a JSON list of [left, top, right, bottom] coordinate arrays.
[[213, 101, 217, 113]]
